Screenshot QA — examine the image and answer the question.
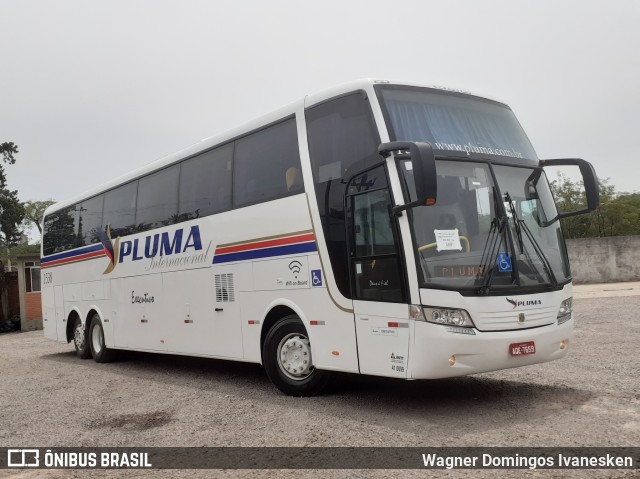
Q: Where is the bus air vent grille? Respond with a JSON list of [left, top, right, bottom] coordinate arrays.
[[215, 273, 235, 302]]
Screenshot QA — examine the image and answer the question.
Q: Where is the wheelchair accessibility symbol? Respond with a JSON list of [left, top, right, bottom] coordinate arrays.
[[311, 269, 323, 287], [497, 252, 512, 272]]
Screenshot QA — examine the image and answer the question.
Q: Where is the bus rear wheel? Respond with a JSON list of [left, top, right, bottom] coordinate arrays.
[[73, 317, 92, 359], [89, 315, 117, 363], [262, 315, 331, 396]]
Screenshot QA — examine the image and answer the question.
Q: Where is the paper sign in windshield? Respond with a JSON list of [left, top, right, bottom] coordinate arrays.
[[434, 229, 462, 252]]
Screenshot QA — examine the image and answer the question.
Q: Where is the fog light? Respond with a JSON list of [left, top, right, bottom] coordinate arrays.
[[448, 355, 456, 366], [560, 340, 568, 350]]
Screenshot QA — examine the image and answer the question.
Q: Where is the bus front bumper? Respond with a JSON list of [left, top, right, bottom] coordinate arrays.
[[410, 318, 573, 379]]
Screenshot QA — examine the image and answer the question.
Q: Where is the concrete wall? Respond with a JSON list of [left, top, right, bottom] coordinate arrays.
[[566, 236, 640, 284]]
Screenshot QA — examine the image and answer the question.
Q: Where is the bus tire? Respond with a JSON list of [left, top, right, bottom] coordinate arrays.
[[73, 316, 92, 359], [262, 315, 331, 397], [88, 315, 117, 363]]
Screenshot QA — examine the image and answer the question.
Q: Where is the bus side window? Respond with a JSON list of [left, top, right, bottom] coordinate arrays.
[[136, 165, 179, 231], [305, 92, 381, 299], [103, 180, 138, 238], [285, 167, 303, 193], [43, 206, 77, 255], [233, 118, 302, 208], [178, 144, 233, 221], [77, 194, 104, 247]]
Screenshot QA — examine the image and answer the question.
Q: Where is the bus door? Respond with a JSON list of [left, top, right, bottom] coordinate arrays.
[[346, 165, 410, 378]]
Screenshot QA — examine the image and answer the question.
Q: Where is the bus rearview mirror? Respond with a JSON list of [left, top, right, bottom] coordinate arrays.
[[378, 141, 438, 213], [540, 158, 600, 219]]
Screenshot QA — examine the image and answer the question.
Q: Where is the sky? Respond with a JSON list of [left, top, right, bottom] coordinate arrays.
[[2, 0, 639, 241]]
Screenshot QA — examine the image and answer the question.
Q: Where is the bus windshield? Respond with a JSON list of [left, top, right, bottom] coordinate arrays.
[[398, 159, 570, 291], [377, 85, 538, 161]]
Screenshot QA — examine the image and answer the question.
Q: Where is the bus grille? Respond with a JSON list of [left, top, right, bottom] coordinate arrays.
[[215, 273, 235, 302]]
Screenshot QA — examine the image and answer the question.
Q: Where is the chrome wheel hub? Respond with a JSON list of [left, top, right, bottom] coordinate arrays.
[[277, 333, 313, 380], [74, 323, 85, 351]]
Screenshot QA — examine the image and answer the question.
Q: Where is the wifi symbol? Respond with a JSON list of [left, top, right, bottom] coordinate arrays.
[[289, 260, 302, 278]]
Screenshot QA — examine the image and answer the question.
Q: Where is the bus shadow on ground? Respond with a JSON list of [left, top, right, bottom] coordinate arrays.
[[42, 350, 592, 434], [327, 372, 593, 433]]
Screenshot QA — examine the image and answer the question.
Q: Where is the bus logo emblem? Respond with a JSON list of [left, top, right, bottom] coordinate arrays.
[[518, 313, 525, 323], [100, 226, 121, 275]]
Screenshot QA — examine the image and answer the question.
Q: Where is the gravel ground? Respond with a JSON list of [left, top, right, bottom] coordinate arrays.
[[0, 293, 638, 479]]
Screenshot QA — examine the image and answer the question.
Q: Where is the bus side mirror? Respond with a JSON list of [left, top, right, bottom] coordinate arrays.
[[378, 141, 437, 214], [540, 158, 599, 218]]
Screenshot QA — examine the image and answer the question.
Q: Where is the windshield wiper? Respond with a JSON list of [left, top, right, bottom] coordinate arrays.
[[520, 219, 558, 288], [505, 192, 524, 253], [475, 187, 507, 295], [504, 192, 558, 288]]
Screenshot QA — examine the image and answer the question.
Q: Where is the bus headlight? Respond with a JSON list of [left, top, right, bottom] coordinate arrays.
[[557, 297, 573, 325], [423, 307, 475, 328]]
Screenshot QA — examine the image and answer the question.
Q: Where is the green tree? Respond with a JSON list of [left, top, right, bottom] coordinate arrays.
[[23, 199, 56, 235], [0, 243, 40, 267], [0, 191, 24, 246], [0, 142, 25, 321], [599, 194, 640, 236], [0, 142, 19, 165], [548, 172, 640, 238], [0, 142, 25, 247]]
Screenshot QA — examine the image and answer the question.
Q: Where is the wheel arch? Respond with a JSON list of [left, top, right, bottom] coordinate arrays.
[[85, 306, 109, 345], [65, 307, 83, 343], [259, 299, 311, 361], [85, 306, 106, 328]]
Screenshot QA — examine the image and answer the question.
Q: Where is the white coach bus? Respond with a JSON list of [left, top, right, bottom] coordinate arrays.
[[41, 79, 599, 396]]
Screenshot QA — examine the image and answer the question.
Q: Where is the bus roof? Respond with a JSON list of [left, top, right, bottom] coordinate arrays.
[[44, 79, 506, 217]]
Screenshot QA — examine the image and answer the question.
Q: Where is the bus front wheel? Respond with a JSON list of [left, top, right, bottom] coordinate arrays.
[[73, 317, 92, 359], [262, 315, 331, 396]]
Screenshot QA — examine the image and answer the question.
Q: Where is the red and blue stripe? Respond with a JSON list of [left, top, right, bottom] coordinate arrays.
[[213, 231, 317, 264], [42, 231, 318, 268], [41, 244, 106, 269]]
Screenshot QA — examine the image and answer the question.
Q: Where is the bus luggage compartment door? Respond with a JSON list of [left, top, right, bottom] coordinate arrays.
[[115, 275, 167, 352], [162, 268, 243, 359], [42, 286, 56, 340], [54, 286, 65, 342]]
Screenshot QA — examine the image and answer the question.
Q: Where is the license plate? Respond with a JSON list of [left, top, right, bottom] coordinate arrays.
[[509, 341, 536, 356]]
